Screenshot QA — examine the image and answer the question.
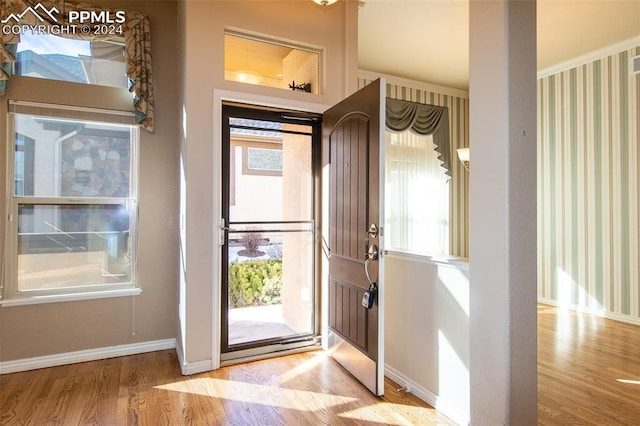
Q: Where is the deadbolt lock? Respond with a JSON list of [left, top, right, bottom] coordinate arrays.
[[367, 223, 379, 239]]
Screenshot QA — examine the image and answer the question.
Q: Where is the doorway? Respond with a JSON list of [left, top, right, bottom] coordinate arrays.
[[220, 103, 322, 361]]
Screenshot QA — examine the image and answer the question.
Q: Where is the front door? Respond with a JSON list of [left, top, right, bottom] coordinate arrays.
[[323, 79, 385, 395]]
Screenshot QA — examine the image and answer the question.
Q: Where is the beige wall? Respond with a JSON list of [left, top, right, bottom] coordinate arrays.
[[0, 1, 179, 361], [178, 0, 358, 370], [384, 254, 469, 425]]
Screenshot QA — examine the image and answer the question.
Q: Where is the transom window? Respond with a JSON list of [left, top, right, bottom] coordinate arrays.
[[224, 31, 320, 94]]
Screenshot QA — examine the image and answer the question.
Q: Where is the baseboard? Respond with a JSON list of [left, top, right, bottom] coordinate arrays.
[[173, 338, 213, 376], [538, 298, 640, 327], [180, 358, 213, 376], [0, 338, 176, 375], [385, 364, 469, 426]]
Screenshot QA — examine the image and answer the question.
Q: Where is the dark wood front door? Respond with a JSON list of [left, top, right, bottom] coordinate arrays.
[[323, 79, 385, 395]]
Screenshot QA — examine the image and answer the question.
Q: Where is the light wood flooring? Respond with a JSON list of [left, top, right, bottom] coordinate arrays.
[[0, 349, 455, 425], [537, 304, 640, 425], [3, 304, 640, 425]]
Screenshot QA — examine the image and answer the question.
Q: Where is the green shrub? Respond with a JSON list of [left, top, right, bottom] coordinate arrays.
[[228, 259, 282, 308]]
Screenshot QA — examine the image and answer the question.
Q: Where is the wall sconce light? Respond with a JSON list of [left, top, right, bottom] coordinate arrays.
[[313, 0, 338, 5], [457, 148, 470, 171]]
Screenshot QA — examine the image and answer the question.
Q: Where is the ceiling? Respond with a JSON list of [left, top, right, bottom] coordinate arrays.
[[358, 0, 640, 91]]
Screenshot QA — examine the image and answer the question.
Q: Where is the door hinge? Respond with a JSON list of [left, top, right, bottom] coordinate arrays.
[[219, 218, 227, 246]]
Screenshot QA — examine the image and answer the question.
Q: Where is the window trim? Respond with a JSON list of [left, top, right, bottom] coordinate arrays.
[[0, 287, 142, 307], [2, 103, 140, 304]]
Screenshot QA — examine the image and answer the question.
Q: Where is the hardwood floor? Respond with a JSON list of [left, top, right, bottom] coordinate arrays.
[[0, 350, 455, 425], [538, 304, 640, 425], [4, 305, 640, 425]]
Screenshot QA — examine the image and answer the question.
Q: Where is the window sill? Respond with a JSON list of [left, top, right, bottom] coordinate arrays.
[[0, 288, 142, 307], [385, 250, 469, 271]]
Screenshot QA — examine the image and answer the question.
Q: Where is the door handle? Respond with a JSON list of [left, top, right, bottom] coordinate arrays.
[[366, 244, 378, 261], [363, 245, 378, 309], [364, 244, 378, 286]]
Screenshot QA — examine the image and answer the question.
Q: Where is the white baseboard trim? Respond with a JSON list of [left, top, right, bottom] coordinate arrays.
[[0, 338, 176, 375], [180, 358, 213, 376], [538, 298, 640, 327], [173, 338, 213, 376], [385, 364, 469, 426]]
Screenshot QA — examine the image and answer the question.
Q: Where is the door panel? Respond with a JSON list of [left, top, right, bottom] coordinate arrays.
[[330, 277, 367, 350], [323, 79, 385, 395]]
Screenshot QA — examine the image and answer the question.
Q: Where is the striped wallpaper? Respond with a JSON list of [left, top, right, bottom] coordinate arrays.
[[358, 76, 470, 258], [538, 45, 640, 320]]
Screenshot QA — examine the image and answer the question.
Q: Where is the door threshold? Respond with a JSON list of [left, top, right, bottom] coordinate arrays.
[[221, 341, 322, 367]]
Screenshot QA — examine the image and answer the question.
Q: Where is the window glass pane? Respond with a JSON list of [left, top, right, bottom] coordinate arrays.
[[227, 227, 314, 345], [16, 33, 127, 89], [14, 151, 24, 195], [13, 114, 131, 198], [247, 148, 283, 172], [17, 204, 132, 292], [229, 123, 313, 222], [14, 151, 24, 180], [385, 132, 450, 256], [224, 33, 319, 94]]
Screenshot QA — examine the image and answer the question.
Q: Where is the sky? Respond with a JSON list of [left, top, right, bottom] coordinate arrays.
[[17, 33, 90, 56]]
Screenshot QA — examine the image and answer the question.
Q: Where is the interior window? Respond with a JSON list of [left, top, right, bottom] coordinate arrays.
[[16, 33, 127, 89], [224, 32, 320, 94]]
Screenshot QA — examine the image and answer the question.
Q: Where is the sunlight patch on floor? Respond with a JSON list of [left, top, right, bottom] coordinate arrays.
[[155, 377, 358, 411], [339, 401, 444, 424], [617, 379, 640, 385], [280, 351, 326, 383]]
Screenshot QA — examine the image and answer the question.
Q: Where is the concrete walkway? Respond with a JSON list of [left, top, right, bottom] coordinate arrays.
[[228, 304, 296, 345]]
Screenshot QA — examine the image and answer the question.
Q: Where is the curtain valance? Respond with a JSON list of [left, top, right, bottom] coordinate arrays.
[[386, 97, 451, 178], [0, 0, 154, 131]]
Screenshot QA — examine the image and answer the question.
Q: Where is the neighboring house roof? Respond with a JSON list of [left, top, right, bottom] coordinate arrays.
[[16, 50, 86, 84], [230, 118, 283, 139], [41, 54, 87, 82]]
